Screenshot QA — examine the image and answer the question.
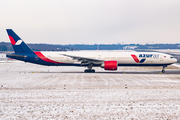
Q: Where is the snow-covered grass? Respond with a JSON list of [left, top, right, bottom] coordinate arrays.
[[0, 89, 180, 119], [0, 62, 180, 119]]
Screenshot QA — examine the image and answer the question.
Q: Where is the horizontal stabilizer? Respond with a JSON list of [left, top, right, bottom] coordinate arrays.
[[6, 53, 27, 58]]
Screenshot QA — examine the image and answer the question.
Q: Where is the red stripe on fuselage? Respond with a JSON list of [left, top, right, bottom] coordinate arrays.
[[34, 52, 62, 64], [131, 54, 140, 63], [9, 36, 16, 45]]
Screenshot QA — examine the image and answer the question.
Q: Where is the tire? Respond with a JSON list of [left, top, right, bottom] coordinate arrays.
[[162, 70, 165, 73], [84, 69, 95, 73], [84, 69, 88, 73], [92, 69, 95, 73]]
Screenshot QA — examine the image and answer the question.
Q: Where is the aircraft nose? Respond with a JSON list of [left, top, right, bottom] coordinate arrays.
[[174, 58, 177, 63]]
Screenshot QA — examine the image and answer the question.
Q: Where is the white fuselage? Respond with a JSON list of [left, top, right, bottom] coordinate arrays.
[[40, 51, 177, 66]]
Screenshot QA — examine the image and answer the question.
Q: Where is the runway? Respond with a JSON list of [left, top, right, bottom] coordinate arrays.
[[0, 62, 180, 119], [47, 70, 180, 74]]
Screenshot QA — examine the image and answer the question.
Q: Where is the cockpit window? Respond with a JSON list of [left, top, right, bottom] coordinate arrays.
[[170, 57, 175, 59]]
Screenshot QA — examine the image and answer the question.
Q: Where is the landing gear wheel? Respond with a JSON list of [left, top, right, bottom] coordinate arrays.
[[84, 69, 88, 73], [162, 70, 165, 73], [84, 69, 95, 73]]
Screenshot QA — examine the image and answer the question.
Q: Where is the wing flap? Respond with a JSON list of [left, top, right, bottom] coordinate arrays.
[[61, 54, 103, 65]]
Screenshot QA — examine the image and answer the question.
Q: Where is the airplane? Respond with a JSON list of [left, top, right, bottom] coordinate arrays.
[[6, 29, 177, 73]]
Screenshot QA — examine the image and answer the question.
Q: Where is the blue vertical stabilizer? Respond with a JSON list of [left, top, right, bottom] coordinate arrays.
[[6, 29, 34, 53]]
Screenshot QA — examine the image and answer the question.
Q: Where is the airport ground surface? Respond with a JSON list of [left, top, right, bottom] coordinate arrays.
[[0, 62, 180, 119]]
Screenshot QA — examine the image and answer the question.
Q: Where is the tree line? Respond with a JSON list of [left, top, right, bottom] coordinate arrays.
[[1, 42, 180, 51]]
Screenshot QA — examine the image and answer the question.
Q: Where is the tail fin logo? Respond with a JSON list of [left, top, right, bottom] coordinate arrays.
[[15, 40, 22, 45], [8, 36, 22, 45], [131, 54, 146, 63]]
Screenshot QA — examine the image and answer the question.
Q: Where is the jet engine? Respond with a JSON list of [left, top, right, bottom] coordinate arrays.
[[101, 61, 117, 70]]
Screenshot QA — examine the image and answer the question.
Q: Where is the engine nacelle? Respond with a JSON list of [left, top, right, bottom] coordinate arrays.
[[101, 61, 117, 70]]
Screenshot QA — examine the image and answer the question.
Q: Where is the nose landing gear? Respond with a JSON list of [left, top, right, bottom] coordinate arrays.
[[162, 65, 167, 73]]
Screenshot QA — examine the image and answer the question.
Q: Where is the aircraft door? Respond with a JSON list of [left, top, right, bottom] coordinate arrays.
[[160, 55, 163, 61]]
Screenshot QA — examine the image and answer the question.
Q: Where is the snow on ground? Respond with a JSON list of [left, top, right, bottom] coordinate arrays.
[[0, 62, 180, 119], [172, 63, 180, 68]]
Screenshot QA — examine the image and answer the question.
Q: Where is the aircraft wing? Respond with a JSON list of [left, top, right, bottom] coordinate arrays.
[[61, 54, 103, 65]]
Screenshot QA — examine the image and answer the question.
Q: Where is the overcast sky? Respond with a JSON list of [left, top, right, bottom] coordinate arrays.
[[0, 0, 180, 45]]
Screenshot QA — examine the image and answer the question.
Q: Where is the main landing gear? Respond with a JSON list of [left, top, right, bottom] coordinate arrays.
[[84, 63, 95, 73], [84, 69, 95, 73], [162, 65, 167, 73]]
